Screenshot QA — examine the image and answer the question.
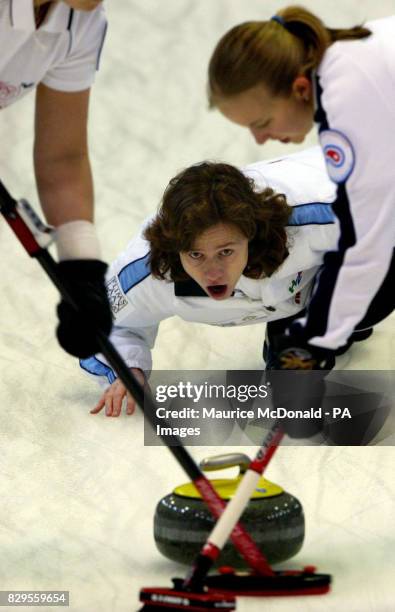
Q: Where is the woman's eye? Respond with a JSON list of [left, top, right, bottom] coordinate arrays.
[[220, 249, 233, 257], [189, 252, 202, 260]]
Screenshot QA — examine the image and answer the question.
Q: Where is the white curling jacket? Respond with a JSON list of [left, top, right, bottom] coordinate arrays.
[[308, 16, 395, 349], [0, 0, 107, 108], [80, 147, 339, 386]]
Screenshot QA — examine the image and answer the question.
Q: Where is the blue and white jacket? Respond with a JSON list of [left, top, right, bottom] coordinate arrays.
[[309, 16, 395, 348], [81, 147, 339, 386]]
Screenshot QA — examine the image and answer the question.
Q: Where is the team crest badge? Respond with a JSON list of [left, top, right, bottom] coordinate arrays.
[[319, 129, 355, 183], [0, 81, 22, 107]]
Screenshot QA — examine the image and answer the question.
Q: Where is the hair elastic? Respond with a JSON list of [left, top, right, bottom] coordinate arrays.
[[271, 15, 285, 26]]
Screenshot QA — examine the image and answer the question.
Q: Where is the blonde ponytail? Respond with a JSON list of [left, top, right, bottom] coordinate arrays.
[[208, 5, 371, 106]]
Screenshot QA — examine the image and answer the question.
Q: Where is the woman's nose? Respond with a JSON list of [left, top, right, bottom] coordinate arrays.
[[250, 127, 269, 145], [204, 262, 224, 282]]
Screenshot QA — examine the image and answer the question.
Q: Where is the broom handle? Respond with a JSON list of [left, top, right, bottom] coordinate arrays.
[[0, 179, 274, 578], [183, 422, 283, 588]]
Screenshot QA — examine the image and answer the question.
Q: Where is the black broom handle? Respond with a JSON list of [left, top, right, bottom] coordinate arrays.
[[0, 179, 199, 477], [0, 179, 273, 577]]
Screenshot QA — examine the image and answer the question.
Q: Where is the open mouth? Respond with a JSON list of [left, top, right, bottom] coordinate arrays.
[[207, 284, 228, 298]]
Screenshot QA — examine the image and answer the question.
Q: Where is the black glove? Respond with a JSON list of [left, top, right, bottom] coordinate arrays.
[[56, 260, 113, 358], [268, 331, 335, 438], [270, 324, 335, 371]]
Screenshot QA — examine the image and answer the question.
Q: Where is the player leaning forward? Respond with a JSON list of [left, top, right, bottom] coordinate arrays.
[[81, 147, 344, 417], [208, 7, 395, 369], [0, 0, 112, 357]]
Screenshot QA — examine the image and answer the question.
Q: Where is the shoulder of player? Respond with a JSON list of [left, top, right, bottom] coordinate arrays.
[[242, 148, 335, 203]]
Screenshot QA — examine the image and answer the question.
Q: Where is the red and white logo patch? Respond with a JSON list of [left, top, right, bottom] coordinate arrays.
[[0, 81, 22, 108], [320, 129, 355, 183]]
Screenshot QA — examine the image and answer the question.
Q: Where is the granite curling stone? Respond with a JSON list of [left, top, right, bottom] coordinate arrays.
[[154, 453, 304, 569]]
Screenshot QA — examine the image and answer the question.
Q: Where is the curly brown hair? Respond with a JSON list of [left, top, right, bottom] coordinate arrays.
[[143, 161, 292, 282]]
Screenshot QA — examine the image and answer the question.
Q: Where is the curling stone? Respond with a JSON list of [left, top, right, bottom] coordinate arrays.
[[154, 453, 304, 569]]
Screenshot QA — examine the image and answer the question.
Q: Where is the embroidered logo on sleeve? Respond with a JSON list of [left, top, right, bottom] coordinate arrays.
[[320, 129, 355, 183], [106, 276, 128, 315], [0, 81, 21, 107], [0, 81, 35, 109], [288, 271, 302, 294]]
